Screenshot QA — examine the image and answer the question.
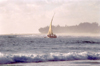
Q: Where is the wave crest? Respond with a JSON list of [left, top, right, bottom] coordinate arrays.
[[0, 52, 100, 64]]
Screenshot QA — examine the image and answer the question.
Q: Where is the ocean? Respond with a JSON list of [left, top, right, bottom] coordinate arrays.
[[0, 35, 100, 66]]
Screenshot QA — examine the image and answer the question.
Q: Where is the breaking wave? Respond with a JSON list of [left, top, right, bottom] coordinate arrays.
[[65, 40, 100, 44], [73, 40, 100, 44], [0, 52, 100, 64]]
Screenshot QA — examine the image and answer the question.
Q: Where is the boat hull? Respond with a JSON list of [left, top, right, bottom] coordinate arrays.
[[47, 34, 57, 38]]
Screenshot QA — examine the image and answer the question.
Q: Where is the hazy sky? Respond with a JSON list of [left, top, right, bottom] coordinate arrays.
[[0, 0, 100, 34]]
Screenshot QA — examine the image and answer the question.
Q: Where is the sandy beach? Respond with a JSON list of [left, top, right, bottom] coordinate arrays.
[[3, 60, 100, 66]]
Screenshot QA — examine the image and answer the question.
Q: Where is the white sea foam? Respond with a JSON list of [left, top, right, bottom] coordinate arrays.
[[0, 52, 100, 64], [0, 52, 3, 56]]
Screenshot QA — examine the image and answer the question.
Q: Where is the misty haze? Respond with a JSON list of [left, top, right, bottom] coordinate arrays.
[[39, 22, 100, 35], [0, 0, 100, 35]]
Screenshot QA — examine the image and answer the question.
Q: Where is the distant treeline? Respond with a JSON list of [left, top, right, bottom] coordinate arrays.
[[39, 22, 100, 34]]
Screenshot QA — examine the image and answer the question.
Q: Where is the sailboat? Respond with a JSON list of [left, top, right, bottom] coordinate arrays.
[[47, 14, 57, 38]]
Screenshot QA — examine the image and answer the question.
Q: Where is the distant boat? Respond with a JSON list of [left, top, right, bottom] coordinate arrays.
[[47, 14, 57, 38]]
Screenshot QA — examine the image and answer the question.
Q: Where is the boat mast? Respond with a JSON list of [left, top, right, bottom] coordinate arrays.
[[51, 13, 55, 26], [48, 13, 55, 35]]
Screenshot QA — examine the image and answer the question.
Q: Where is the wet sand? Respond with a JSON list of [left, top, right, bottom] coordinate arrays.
[[2, 60, 100, 66]]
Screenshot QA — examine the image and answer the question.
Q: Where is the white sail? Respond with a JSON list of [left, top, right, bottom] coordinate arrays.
[[48, 21, 53, 35], [48, 13, 55, 35]]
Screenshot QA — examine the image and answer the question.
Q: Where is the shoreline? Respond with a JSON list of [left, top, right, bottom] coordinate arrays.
[[5, 60, 100, 66]]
